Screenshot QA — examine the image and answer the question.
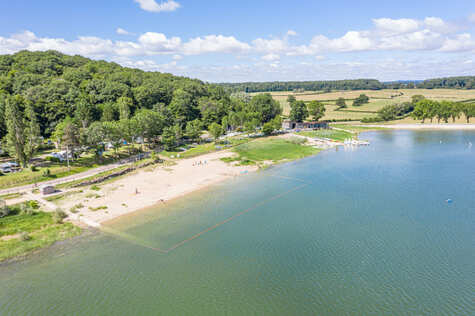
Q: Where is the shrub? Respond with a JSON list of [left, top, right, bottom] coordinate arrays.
[[42, 168, 51, 177], [20, 232, 31, 241], [46, 156, 61, 163], [52, 208, 68, 224], [20, 203, 34, 216], [262, 122, 274, 136], [0, 204, 10, 218], [90, 185, 101, 191], [287, 137, 307, 145], [30, 165, 38, 172]]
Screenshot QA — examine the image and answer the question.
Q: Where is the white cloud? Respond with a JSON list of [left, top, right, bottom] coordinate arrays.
[[134, 0, 181, 13], [172, 54, 182, 60], [468, 13, 475, 23], [286, 30, 297, 37], [261, 53, 280, 61], [182, 35, 250, 55], [253, 38, 287, 52], [138, 32, 182, 52], [373, 18, 420, 35], [116, 28, 133, 36]]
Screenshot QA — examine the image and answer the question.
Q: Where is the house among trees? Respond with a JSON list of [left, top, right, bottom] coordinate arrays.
[[282, 120, 329, 130]]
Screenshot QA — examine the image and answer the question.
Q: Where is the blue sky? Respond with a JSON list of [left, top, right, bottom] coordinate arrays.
[[1, 0, 474, 82]]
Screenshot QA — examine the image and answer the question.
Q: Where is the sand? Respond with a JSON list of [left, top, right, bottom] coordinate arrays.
[[58, 150, 257, 225]]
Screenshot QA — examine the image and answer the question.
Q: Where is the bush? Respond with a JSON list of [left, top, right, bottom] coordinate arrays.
[[30, 165, 38, 172], [287, 137, 307, 145], [52, 208, 68, 224], [361, 117, 382, 123], [20, 203, 34, 216], [90, 185, 101, 191], [262, 122, 274, 135], [42, 169, 51, 177], [46, 156, 61, 163], [0, 205, 10, 218], [20, 232, 31, 241]]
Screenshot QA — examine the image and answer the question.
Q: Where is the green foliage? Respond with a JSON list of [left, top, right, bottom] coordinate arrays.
[[353, 94, 370, 106], [209, 122, 223, 140], [336, 97, 347, 109], [377, 102, 414, 121], [262, 122, 274, 135], [52, 208, 67, 224], [248, 93, 282, 123], [307, 101, 326, 121], [289, 101, 308, 122], [297, 129, 354, 142]]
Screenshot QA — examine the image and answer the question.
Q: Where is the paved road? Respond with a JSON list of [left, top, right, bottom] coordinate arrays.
[[0, 154, 149, 196]]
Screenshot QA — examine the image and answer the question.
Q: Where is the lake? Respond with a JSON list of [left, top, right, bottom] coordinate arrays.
[[0, 130, 474, 315]]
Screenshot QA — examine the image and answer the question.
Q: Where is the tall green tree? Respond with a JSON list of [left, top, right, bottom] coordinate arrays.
[[307, 101, 326, 121], [117, 96, 133, 121], [24, 101, 41, 162], [249, 93, 282, 123], [4, 95, 27, 166], [185, 119, 202, 143], [289, 100, 308, 122], [209, 122, 223, 141], [461, 103, 474, 123]]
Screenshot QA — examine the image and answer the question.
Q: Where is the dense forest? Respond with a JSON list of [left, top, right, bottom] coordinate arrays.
[[0, 50, 281, 166], [219, 76, 475, 92]]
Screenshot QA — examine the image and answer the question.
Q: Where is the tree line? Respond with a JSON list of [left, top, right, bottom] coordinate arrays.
[[287, 96, 326, 123], [0, 51, 282, 166], [219, 76, 475, 93]]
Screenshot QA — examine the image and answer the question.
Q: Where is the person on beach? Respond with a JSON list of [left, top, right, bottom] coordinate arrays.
[[135, 188, 139, 194]]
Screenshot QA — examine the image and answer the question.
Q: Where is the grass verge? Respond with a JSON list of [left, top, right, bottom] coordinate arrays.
[[0, 209, 81, 262]]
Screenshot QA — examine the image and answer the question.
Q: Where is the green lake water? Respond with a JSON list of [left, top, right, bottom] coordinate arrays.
[[0, 130, 474, 315]]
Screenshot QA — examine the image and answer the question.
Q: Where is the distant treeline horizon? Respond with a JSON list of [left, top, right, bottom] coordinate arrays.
[[218, 77, 475, 93]]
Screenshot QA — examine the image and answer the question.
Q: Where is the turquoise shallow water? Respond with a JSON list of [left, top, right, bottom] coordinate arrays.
[[0, 130, 474, 315]]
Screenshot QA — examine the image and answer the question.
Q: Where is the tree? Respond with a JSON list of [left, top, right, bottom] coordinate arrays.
[[289, 100, 308, 122], [86, 121, 106, 160], [436, 101, 452, 123], [75, 97, 94, 128], [4, 95, 27, 166], [287, 95, 296, 105], [271, 116, 282, 131], [117, 96, 133, 121], [133, 109, 164, 146], [461, 103, 475, 123], [185, 119, 201, 143], [335, 97, 346, 109], [249, 93, 282, 123], [209, 122, 223, 141], [353, 94, 369, 106], [262, 122, 274, 135], [102, 121, 122, 155], [161, 126, 177, 151], [24, 101, 41, 162], [411, 95, 425, 104], [412, 99, 435, 123], [307, 101, 326, 121], [449, 102, 462, 123]]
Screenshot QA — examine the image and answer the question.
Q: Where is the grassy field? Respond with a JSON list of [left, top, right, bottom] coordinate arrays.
[[161, 137, 250, 160], [296, 129, 354, 142], [0, 208, 81, 261], [267, 89, 475, 121], [330, 124, 388, 132], [232, 138, 320, 163]]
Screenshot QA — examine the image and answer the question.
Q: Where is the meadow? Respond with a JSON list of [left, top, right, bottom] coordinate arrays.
[[263, 89, 475, 122]]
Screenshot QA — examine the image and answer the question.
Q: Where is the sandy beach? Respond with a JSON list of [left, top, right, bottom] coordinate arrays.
[[58, 150, 257, 225]]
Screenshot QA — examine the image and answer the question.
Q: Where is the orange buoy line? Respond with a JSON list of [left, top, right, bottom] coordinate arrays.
[[165, 183, 308, 253], [101, 177, 310, 254]]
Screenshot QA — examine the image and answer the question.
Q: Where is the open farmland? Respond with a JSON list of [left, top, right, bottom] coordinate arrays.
[[257, 89, 475, 121]]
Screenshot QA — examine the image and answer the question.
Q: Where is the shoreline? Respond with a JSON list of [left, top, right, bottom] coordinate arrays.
[[362, 123, 475, 130], [58, 150, 259, 226]]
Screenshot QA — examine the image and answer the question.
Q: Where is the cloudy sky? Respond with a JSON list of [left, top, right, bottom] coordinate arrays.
[[1, 0, 474, 82]]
